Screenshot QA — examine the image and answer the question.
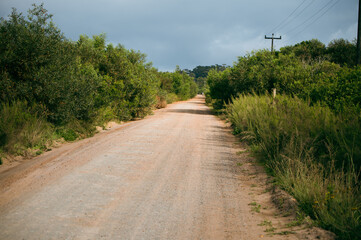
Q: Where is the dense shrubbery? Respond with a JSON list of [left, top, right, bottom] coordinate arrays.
[[207, 48, 361, 112], [0, 4, 197, 158]]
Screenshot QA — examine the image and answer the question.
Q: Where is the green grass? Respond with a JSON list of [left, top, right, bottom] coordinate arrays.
[[249, 202, 261, 213], [0, 101, 54, 156], [0, 101, 97, 158], [227, 94, 361, 240]]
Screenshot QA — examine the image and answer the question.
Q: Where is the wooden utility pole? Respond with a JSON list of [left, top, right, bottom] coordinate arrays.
[[357, 0, 361, 65], [265, 33, 281, 52]]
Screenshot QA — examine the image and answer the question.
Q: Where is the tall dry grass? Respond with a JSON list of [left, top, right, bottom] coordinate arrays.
[[0, 101, 53, 156], [227, 94, 360, 239]]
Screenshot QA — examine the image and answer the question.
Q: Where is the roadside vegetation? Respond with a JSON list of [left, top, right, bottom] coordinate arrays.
[[207, 39, 360, 239], [0, 4, 197, 162]]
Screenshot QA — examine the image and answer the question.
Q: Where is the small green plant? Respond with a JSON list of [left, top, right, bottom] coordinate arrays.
[[236, 149, 248, 155], [56, 128, 78, 142], [286, 211, 307, 228], [265, 227, 276, 232], [236, 162, 243, 166], [252, 204, 261, 213], [258, 220, 272, 227], [35, 150, 43, 156]]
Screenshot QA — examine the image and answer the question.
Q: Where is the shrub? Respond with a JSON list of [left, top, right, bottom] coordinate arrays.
[[165, 93, 178, 104], [206, 48, 361, 113]]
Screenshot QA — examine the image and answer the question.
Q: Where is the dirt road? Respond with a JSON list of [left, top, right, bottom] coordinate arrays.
[[0, 96, 331, 239]]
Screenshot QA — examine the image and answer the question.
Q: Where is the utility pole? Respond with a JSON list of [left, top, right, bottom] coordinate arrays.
[[265, 33, 281, 52], [357, 0, 361, 65]]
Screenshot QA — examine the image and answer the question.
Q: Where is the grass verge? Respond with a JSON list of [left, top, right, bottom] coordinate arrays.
[[0, 101, 53, 156], [227, 94, 360, 239], [0, 101, 97, 160]]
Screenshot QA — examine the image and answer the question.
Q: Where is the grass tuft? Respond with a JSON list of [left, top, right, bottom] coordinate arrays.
[[0, 101, 53, 156]]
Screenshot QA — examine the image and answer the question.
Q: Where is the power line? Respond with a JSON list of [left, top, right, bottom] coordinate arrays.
[[269, 0, 307, 34], [290, 0, 341, 39], [274, 0, 316, 33], [285, 0, 338, 36]]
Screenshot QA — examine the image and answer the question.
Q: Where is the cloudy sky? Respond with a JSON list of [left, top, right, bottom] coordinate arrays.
[[0, 0, 358, 71]]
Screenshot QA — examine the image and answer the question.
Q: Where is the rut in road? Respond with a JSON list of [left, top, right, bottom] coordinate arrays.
[[0, 96, 327, 239]]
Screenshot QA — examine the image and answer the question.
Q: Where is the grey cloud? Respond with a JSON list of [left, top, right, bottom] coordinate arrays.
[[0, 0, 357, 71]]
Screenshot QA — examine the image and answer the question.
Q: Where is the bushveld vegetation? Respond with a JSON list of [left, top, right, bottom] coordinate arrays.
[[207, 39, 360, 239], [0, 4, 197, 160]]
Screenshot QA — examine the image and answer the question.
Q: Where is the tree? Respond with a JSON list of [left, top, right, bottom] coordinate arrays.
[[292, 39, 326, 61], [0, 4, 100, 123], [327, 38, 356, 67]]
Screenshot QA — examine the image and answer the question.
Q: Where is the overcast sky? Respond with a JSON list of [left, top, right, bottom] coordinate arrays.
[[0, 0, 358, 71]]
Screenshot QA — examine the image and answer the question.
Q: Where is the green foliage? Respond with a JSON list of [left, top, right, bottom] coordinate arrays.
[[227, 94, 360, 239], [56, 128, 78, 142], [77, 35, 160, 120], [165, 93, 178, 104], [0, 101, 53, 155], [55, 119, 95, 141], [308, 66, 361, 112], [206, 37, 360, 239], [288, 39, 326, 61], [206, 46, 361, 113], [207, 68, 232, 103], [0, 4, 197, 157], [187, 65, 226, 93], [0, 4, 100, 124], [327, 39, 356, 67], [163, 68, 197, 101]]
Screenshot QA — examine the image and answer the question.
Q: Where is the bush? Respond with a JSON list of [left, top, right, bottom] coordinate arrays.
[[155, 90, 168, 109], [206, 48, 361, 113], [0, 4, 101, 124], [165, 93, 178, 104]]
